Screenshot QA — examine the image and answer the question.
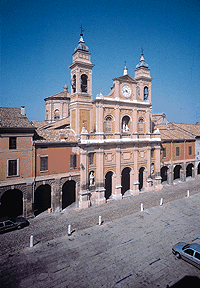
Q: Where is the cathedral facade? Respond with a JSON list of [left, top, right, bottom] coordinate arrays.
[[44, 32, 162, 209]]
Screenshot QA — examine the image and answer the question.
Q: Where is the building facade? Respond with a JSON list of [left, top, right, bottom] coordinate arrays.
[[152, 113, 200, 185], [0, 107, 35, 218], [0, 33, 199, 218]]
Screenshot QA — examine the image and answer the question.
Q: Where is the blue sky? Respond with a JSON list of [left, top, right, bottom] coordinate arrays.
[[1, 0, 200, 124]]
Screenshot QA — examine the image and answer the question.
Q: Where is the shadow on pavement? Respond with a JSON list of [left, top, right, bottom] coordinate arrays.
[[168, 275, 200, 288]]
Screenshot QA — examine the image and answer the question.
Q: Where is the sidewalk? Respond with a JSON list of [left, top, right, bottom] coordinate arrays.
[[1, 179, 200, 288], [59, 176, 200, 232]]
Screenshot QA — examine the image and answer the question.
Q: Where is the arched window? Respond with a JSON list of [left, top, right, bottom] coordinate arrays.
[[138, 118, 144, 133], [72, 75, 76, 93], [81, 74, 88, 92], [144, 86, 148, 101], [106, 116, 112, 133], [54, 109, 60, 120], [122, 116, 130, 132]]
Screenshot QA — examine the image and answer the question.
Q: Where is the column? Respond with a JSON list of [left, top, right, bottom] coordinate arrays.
[[154, 145, 162, 189], [114, 106, 120, 139], [93, 148, 106, 206], [132, 109, 137, 135], [113, 148, 122, 200], [133, 149, 139, 193]]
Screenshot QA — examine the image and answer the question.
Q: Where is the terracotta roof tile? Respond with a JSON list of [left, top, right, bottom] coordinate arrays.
[[0, 107, 33, 129]]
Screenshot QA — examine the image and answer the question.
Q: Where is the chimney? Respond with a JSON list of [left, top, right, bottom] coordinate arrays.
[[21, 106, 25, 116]]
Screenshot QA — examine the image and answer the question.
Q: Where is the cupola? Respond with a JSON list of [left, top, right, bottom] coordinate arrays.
[[136, 53, 149, 69]]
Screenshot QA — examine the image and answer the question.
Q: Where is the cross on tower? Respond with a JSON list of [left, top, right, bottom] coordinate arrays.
[[80, 25, 84, 35]]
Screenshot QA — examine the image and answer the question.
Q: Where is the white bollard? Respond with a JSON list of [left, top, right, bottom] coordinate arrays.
[[187, 190, 189, 198], [160, 198, 163, 206], [141, 203, 144, 212], [30, 235, 33, 248], [68, 224, 71, 236], [99, 216, 102, 226]]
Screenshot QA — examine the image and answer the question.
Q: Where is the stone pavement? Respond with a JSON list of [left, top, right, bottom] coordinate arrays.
[[1, 177, 200, 288]]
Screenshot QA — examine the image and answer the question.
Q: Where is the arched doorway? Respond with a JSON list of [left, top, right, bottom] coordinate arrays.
[[174, 165, 181, 180], [121, 167, 131, 195], [186, 163, 193, 177], [0, 189, 23, 217], [105, 171, 113, 200], [34, 184, 51, 216], [198, 163, 200, 175], [161, 166, 168, 182], [62, 180, 76, 209], [139, 167, 145, 190]]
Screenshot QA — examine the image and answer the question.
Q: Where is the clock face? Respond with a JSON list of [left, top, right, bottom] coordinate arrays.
[[122, 85, 131, 97]]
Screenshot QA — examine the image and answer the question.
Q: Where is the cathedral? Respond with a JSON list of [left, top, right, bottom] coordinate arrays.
[[44, 31, 162, 209], [1, 31, 199, 218]]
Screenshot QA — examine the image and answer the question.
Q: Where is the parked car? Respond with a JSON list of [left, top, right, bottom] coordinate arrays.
[[172, 242, 200, 269], [0, 216, 29, 234]]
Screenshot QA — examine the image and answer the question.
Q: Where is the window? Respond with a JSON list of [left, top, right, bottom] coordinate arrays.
[[70, 154, 77, 169], [176, 147, 180, 157], [40, 156, 48, 172], [162, 148, 166, 158], [81, 74, 88, 93], [138, 118, 144, 133], [72, 75, 76, 93], [151, 149, 154, 159], [8, 159, 18, 177], [188, 146, 192, 156], [54, 109, 60, 120], [89, 153, 94, 165], [195, 252, 200, 260], [9, 137, 16, 149], [106, 116, 112, 133], [184, 249, 194, 256], [144, 86, 148, 101]]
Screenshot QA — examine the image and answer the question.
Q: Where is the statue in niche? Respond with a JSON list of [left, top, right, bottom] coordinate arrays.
[[122, 120, 129, 132], [151, 164, 154, 175], [89, 171, 95, 186]]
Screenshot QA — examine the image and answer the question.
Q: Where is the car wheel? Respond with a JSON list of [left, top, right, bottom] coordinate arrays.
[[176, 252, 181, 259]]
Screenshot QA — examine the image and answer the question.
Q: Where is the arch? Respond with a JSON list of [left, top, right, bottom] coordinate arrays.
[[122, 115, 130, 132], [139, 167, 145, 190], [105, 171, 113, 200], [174, 165, 181, 180], [121, 167, 131, 195], [81, 74, 88, 93], [0, 189, 23, 217], [62, 180, 76, 209], [144, 86, 148, 101], [72, 74, 76, 93], [186, 163, 194, 177], [161, 166, 168, 182], [198, 163, 200, 175], [34, 184, 51, 216]]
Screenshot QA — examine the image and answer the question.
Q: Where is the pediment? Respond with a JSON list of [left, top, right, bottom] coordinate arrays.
[[112, 74, 136, 83]]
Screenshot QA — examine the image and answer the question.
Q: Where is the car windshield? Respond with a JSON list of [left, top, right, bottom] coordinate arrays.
[[182, 244, 191, 250]]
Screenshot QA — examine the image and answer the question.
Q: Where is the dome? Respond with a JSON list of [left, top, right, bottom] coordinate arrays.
[[136, 53, 148, 69], [74, 33, 89, 52]]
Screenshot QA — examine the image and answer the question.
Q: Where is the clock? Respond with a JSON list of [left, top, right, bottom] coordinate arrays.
[[122, 85, 131, 97]]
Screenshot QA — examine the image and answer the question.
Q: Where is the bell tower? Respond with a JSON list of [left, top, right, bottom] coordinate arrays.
[[135, 52, 152, 103], [69, 29, 95, 134]]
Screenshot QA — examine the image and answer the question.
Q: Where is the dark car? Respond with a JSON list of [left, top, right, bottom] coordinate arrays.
[[0, 216, 29, 234], [172, 242, 200, 269]]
